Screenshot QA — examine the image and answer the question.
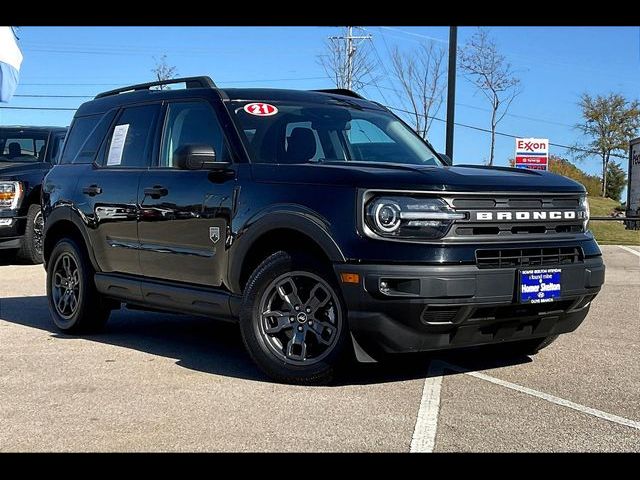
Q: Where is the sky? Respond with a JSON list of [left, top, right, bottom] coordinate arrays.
[[1, 26, 639, 184]]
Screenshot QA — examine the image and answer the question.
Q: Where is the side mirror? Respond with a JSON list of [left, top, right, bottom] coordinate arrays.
[[438, 152, 453, 166], [175, 144, 230, 171]]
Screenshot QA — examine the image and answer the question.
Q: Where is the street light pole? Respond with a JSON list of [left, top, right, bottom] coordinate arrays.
[[445, 26, 458, 162]]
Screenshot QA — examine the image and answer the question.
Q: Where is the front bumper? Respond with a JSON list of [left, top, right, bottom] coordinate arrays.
[[334, 257, 605, 358], [0, 212, 26, 249]]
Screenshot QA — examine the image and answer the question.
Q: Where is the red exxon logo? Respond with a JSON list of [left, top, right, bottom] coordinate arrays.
[[517, 139, 547, 152]]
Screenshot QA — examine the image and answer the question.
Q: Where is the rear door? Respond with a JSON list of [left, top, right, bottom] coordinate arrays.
[[76, 103, 160, 275], [137, 99, 236, 287]]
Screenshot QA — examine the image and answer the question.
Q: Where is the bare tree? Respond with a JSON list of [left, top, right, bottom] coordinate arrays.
[[151, 54, 177, 89], [317, 27, 378, 92], [459, 28, 521, 166], [390, 42, 446, 139]]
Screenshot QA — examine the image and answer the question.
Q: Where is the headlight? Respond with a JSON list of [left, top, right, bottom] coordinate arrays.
[[364, 195, 465, 240], [581, 196, 590, 230], [0, 181, 23, 210]]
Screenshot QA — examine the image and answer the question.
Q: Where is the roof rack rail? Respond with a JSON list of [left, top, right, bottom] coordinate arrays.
[[95, 76, 216, 99], [311, 88, 364, 99]]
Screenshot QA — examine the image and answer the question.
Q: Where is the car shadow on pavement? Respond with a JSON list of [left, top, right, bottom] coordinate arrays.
[[337, 349, 532, 386], [0, 295, 532, 386], [0, 251, 27, 266]]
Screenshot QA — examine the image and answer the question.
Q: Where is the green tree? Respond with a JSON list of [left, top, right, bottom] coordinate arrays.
[[576, 93, 640, 197], [605, 161, 626, 202]]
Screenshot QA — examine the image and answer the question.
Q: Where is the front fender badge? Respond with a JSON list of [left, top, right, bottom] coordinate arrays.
[[209, 226, 220, 244]]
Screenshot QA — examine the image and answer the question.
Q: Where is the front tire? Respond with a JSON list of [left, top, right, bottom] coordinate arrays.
[[239, 251, 349, 385], [46, 238, 110, 333], [17, 204, 44, 264]]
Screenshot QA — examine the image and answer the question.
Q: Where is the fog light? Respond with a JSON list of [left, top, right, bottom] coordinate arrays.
[[0, 218, 13, 227]]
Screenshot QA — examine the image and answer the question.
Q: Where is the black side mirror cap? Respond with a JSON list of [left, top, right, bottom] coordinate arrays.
[[175, 144, 230, 171], [438, 152, 453, 166]]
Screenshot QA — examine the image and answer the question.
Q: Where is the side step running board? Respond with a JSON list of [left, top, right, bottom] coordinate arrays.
[[94, 273, 240, 321]]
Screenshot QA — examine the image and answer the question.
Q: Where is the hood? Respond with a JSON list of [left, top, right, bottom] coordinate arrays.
[[251, 162, 586, 193], [0, 161, 49, 179]]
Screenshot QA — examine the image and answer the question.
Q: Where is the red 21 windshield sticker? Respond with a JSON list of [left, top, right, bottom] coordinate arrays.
[[243, 102, 278, 116]]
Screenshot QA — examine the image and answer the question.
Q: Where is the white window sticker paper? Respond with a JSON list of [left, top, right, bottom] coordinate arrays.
[[106, 124, 130, 166]]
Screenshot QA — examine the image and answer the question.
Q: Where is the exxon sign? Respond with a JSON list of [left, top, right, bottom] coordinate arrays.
[[515, 138, 549, 171]]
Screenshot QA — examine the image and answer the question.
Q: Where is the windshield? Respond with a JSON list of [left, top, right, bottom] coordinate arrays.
[[227, 100, 442, 166], [0, 130, 49, 163]]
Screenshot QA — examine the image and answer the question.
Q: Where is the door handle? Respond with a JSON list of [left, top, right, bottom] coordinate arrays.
[[82, 185, 102, 196], [144, 185, 169, 199]]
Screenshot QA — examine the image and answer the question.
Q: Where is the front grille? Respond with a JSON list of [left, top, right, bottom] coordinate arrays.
[[451, 196, 580, 209], [475, 247, 583, 269], [445, 194, 586, 239], [471, 300, 574, 320]]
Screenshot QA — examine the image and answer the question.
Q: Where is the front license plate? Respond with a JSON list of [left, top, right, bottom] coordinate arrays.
[[519, 268, 561, 304]]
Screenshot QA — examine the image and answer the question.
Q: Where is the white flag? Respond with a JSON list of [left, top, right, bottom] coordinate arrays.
[[0, 27, 23, 103]]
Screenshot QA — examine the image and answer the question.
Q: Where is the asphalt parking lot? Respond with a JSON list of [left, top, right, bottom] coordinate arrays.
[[0, 245, 638, 452]]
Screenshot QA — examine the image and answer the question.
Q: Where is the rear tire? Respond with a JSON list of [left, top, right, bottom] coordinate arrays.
[[46, 238, 110, 333], [17, 204, 44, 264], [239, 251, 350, 385]]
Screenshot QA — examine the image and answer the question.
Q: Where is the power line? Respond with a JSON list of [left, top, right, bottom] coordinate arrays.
[[378, 27, 639, 87], [385, 104, 627, 160], [20, 83, 122, 86], [20, 76, 328, 87], [1, 99, 626, 160], [14, 94, 93, 98], [21, 45, 317, 59], [0, 106, 77, 111], [363, 81, 575, 129], [364, 38, 397, 106], [378, 27, 447, 44]]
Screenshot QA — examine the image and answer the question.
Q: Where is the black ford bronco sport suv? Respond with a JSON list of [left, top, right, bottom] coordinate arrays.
[[42, 76, 605, 384], [1, 125, 67, 263]]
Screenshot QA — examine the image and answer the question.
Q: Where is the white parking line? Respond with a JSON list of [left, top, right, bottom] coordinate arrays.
[[617, 245, 640, 258], [410, 362, 444, 453], [410, 359, 640, 452], [465, 369, 640, 431], [442, 359, 640, 432]]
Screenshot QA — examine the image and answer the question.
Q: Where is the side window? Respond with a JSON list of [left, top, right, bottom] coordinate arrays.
[[104, 104, 159, 168], [3, 138, 36, 156], [282, 121, 324, 163], [59, 115, 100, 164], [159, 101, 228, 168]]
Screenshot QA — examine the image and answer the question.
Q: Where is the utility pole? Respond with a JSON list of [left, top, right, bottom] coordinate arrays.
[[329, 26, 372, 90], [346, 26, 354, 90], [445, 26, 458, 162]]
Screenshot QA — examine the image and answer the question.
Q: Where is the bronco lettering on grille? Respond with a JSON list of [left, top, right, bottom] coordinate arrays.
[[473, 211, 581, 221]]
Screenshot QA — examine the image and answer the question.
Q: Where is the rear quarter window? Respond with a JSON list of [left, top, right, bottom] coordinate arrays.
[[59, 111, 116, 165], [59, 115, 101, 164]]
